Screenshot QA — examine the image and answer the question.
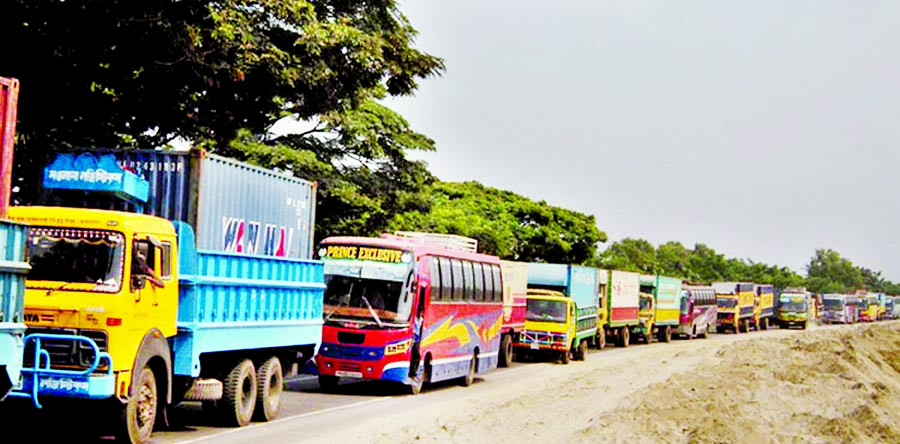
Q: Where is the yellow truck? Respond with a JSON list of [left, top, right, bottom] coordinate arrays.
[[713, 282, 756, 333], [753, 284, 776, 330], [516, 289, 578, 364]]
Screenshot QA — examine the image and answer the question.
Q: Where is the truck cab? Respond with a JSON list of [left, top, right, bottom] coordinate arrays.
[[775, 289, 809, 329], [634, 292, 655, 343], [515, 289, 576, 364]]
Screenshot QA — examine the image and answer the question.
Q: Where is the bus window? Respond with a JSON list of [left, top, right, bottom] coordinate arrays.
[[439, 257, 453, 301], [429, 257, 441, 301], [462, 260, 475, 301], [473, 262, 485, 301], [491, 264, 502, 302], [451, 259, 464, 301]]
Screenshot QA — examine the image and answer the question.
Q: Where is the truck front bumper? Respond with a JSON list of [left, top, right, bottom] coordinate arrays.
[[6, 333, 115, 408], [513, 331, 568, 351]]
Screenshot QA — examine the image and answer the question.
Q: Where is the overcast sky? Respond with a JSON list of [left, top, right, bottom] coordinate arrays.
[[387, 1, 900, 280]]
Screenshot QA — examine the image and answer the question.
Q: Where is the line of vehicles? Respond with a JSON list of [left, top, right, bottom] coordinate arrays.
[[820, 292, 899, 324], [0, 76, 894, 443]]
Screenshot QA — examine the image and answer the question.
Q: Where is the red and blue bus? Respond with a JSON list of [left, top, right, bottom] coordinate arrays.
[[315, 232, 504, 394]]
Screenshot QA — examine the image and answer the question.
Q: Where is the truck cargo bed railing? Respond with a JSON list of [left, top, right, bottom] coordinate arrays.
[[7, 333, 113, 408]]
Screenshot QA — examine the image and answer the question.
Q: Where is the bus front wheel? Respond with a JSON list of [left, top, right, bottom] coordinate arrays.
[[498, 335, 513, 368]]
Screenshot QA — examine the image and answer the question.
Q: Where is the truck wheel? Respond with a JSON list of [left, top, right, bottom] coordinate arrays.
[[760, 318, 768, 330], [560, 349, 570, 365], [618, 328, 630, 348], [318, 375, 339, 393], [498, 335, 513, 368], [116, 366, 157, 444], [461, 354, 477, 386], [221, 359, 257, 427], [577, 340, 588, 361], [254, 357, 283, 422], [658, 326, 672, 343], [596, 329, 606, 350]]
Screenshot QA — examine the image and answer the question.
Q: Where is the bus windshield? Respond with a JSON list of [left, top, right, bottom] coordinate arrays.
[[26, 227, 125, 293], [323, 261, 414, 327], [526, 299, 568, 323]]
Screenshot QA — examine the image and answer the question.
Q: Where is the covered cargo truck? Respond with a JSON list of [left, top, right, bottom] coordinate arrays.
[[634, 275, 680, 343], [713, 282, 756, 333], [499, 260, 527, 366], [753, 284, 775, 330], [0, 77, 31, 401], [41, 149, 316, 259], [517, 263, 599, 363], [603, 270, 640, 347]]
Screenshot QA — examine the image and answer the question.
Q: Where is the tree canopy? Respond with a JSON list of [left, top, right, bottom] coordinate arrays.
[[388, 181, 607, 264]]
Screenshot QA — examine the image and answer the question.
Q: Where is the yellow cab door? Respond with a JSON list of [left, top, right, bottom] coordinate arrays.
[[128, 235, 178, 341]]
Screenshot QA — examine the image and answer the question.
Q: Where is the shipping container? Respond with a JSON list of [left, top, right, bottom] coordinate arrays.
[[41, 149, 316, 259]]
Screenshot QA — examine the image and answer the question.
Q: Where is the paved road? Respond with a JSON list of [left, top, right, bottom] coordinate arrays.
[[3, 324, 823, 443]]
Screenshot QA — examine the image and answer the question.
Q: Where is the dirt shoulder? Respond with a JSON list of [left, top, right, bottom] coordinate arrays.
[[368, 323, 900, 444]]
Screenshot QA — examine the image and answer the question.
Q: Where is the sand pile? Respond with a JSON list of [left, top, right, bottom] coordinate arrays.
[[576, 323, 900, 443]]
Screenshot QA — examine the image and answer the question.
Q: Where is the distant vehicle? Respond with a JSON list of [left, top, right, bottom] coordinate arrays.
[[516, 289, 579, 364], [753, 284, 776, 330], [676, 286, 717, 339], [884, 297, 896, 320], [713, 282, 756, 333], [633, 275, 681, 343], [858, 294, 879, 322], [776, 288, 810, 329], [821, 294, 859, 324]]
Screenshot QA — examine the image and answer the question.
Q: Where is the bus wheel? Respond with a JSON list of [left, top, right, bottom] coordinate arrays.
[[116, 366, 157, 444], [221, 359, 257, 427], [254, 357, 283, 422], [699, 326, 708, 339], [498, 335, 513, 368], [318, 375, 339, 393], [461, 355, 477, 386]]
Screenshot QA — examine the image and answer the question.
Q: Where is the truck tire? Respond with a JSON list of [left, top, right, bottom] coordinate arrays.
[[116, 366, 157, 444], [253, 357, 283, 422], [596, 329, 606, 350], [498, 335, 513, 368], [658, 326, 672, 343], [318, 375, 339, 393], [618, 328, 630, 348], [221, 359, 257, 427], [560, 349, 570, 365], [577, 340, 588, 361], [760, 317, 768, 330]]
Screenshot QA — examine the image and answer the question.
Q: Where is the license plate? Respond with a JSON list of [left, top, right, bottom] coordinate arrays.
[[530, 343, 540, 350], [335, 371, 363, 378]]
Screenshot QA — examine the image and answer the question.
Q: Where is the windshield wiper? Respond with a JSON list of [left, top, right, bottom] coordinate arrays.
[[360, 295, 384, 328], [45, 281, 94, 296]]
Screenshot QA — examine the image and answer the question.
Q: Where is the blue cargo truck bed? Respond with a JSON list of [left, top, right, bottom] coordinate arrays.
[[526, 263, 599, 341], [171, 222, 324, 377]]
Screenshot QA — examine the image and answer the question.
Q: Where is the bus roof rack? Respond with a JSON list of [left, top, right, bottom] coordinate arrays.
[[391, 231, 478, 253]]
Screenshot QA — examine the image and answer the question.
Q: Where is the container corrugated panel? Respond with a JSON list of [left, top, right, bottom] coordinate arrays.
[[45, 149, 316, 259], [197, 154, 316, 260]]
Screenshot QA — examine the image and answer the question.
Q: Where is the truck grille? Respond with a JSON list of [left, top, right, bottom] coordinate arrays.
[[23, 328, 109, 372]]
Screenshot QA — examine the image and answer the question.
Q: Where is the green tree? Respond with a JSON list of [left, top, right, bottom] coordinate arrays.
[[806, 249, 865, 293], [388, 181, 606, 263], [655, 241, 692, 278], [599, 238, 657, 274], [2, 0, 444, 208]]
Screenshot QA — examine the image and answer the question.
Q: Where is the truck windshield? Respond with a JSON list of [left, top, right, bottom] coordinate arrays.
[[717, 298, 737, 309], [323, 262, 414, 326], [823, 299, 843, 310], [778, 294, 807, 312], [526, 299, 568, 323], [26, 227, 125, 293]]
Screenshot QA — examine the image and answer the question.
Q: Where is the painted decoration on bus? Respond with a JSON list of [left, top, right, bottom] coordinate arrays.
[[320, 245, 408, 263]]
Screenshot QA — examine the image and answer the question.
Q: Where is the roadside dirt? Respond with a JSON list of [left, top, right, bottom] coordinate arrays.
[[365, 322, 900, 444]]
